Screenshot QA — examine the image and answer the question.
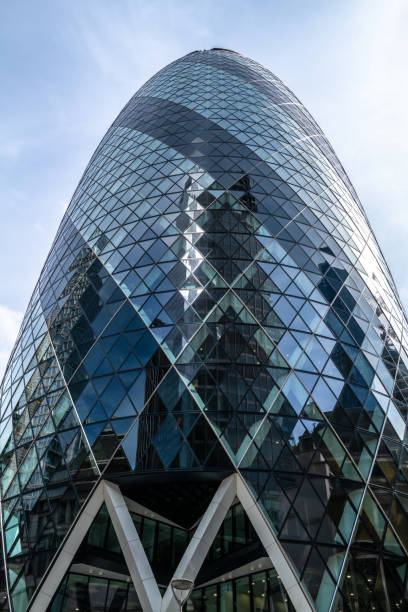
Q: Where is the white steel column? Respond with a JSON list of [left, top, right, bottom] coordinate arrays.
[[103, 481, 162, 612], [236, 472, 315, 612], [28, 481, 105, 612], [161, 474, 236, 612], [27, 480, 162, 612], [27, 474, 315, 612]]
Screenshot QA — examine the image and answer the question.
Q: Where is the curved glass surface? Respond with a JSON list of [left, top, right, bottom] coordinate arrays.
[[1, 49, 408, 611]]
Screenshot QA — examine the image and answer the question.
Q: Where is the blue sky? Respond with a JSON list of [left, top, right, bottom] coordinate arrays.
[[1, 0, 408, 375]]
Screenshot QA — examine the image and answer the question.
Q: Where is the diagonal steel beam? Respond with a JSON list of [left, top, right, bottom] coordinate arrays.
[[236, 472, 315, 612], [28, 480, 162, 612], [103, 481, 162, 612], [28, 481, 105, 611], [28, 473, 315, 612], [161, 473, 237, 612]]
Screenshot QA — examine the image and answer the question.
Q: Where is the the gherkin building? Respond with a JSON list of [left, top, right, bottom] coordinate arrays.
[[1, 48, 408, 612]]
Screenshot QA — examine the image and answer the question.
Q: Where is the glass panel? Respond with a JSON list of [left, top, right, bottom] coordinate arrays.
[[203, 584, 218, 612], [88, 576, 108, 609], [141, 518, 156, 563], [220, 581, 233, 612], [235, 576, 251, 612], [252, 571, 268, 611]]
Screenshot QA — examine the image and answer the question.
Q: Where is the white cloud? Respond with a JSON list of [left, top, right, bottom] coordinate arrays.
[[0, 305, 23, 381]]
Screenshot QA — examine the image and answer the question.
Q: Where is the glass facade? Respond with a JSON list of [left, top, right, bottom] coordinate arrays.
[[1, 48, 408, 611]]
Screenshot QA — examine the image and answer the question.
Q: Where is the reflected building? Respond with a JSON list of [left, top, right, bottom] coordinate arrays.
[[1, 49, 408, 612]]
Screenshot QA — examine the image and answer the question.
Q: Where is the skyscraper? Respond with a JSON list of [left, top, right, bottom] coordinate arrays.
[[1, 48, 408, 611]]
